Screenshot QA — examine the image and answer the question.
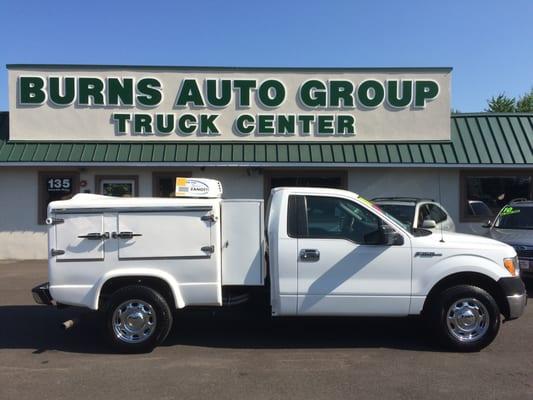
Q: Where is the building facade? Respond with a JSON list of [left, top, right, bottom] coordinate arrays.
[[1, 65, 532, 259]]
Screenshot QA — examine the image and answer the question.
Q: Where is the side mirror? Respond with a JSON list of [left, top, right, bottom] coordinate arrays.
[[421, 219, 437, 229], [381, 225, 404, 246], [386, 231, 404, 246], [481, 220, 492, 229]]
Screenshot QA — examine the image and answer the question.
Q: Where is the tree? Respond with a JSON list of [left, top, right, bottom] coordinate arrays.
[[485, 93, 516, 112], [485, 88, 533, 112], [516, 88, 533, 112]]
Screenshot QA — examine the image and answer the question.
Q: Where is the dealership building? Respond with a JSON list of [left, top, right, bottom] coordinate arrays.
[[0, 64, 531, 259]]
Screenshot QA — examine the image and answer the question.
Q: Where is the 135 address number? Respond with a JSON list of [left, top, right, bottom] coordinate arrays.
[[47, 178, 71, 191]]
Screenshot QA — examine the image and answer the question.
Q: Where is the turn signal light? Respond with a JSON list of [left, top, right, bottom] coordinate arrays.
[[503, 257, 518, 276]]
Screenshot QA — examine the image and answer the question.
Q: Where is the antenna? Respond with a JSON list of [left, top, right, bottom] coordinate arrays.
[[438, 170, 445, 243]]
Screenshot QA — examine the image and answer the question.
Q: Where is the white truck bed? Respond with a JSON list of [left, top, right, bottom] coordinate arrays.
[[47, 194, 264, 310]]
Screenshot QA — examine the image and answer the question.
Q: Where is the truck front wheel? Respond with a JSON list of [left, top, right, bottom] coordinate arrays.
[[105, 285, 173, 353], [430, 285, 500, 352]]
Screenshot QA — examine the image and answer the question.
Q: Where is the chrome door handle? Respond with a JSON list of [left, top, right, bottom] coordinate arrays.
[[78, 232, 109, 240], [112, 231, 142, 239], [300, 249, 320, 262]]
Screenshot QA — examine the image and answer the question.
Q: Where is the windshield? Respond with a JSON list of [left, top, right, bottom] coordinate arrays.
[[376, 204, 415, 231], [494, 206, 533, 229], [469, 201, 493, 217]]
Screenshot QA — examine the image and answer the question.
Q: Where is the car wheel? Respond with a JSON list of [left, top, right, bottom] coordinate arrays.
[[105, 285, 173, 353], [430, 285, 500, 352]]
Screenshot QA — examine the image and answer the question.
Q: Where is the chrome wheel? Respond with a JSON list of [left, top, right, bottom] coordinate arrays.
[[446, 298, 489, 343], [112, 299, 157, 344]]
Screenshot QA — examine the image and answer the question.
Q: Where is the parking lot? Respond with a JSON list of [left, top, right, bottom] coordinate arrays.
[[1, 260, 532, 400]]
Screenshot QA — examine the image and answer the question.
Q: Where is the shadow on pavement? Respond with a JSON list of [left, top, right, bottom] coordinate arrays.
[[0, 304, 444, 354], [4, 278, 531, 355], [0, 305, 109, 354]]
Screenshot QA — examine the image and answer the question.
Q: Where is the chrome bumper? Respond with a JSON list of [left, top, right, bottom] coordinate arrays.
[[507, 293, 527, 320]]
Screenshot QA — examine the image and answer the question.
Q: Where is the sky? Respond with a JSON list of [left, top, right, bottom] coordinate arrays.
[[0, 0, 532, 112]]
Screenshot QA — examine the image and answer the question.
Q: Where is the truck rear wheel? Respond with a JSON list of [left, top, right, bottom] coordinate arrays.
[[429, 285, 500, 352], [105, 285, 173, 353]]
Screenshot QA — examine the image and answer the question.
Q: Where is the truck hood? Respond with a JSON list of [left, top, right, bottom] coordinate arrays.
[[488, 228, 533, 247], [411, 230, 515, 255]]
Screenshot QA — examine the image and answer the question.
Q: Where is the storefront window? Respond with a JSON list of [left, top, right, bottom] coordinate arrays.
[[152, 172, 192, 197], [265, 171, 347, 200], [461, 172, 532, 221], [96, 176, 138, 197], [38, 172, 79, 224]]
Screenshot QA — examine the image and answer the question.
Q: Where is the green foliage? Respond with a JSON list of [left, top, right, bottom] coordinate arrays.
[[485, 93, 516, 112], [486, 88, 533, 113], [516, 88, 533, 112]]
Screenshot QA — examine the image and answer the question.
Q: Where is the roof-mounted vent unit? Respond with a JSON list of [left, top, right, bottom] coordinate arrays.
[[174, 178, 223, 198]]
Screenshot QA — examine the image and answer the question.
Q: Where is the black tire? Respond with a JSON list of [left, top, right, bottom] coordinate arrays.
[[428, 285, 500, 352], [105, 285, 173, 353]]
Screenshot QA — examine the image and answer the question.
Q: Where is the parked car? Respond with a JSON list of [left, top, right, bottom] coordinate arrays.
[[372, 197, 455, 232], [468, 200, 493, 217], [484, 198, 533, 277], [31, 180, 526, 353]]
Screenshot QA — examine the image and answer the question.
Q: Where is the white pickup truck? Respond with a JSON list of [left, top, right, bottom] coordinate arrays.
[[32, 178, 527, 353]]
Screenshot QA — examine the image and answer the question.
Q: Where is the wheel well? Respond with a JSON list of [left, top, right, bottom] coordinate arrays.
[[99, 276, 176, 310], [422, 272, 510, 318]]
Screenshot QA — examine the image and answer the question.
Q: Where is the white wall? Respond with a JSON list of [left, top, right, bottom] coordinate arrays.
[[0, 168, 47, 259]]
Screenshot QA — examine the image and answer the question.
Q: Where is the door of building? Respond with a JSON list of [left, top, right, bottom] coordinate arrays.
[[265, 170, 347, 198]]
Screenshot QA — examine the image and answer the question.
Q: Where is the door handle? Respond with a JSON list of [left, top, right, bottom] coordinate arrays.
[[112, 231, 142, 239], [300, 249, 320, 262], [78, 232, 109, 240]]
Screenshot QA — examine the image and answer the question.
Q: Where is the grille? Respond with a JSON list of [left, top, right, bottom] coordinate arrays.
[[515, 249, 533, 258]]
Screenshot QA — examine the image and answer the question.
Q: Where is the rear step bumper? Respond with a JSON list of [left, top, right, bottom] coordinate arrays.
[[32, 282, 53, 305]]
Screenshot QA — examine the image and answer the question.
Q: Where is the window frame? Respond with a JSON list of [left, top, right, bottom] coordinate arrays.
[[264, 169, 348, 201], [95, 175, 139, 197], [289, 194, 390, 245], [38, 171, 80, 225], [460, 169, 533, 222]]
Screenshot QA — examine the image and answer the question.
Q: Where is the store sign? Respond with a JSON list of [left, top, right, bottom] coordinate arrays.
[[8, 65, 451, 142]]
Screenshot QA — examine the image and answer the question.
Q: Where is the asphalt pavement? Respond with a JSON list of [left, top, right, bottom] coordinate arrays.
[[1, 260, 532, 400]]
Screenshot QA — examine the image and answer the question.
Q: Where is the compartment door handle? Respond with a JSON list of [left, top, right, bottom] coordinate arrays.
[[78, 232, 109, 240], [112, 231, 142, 239]]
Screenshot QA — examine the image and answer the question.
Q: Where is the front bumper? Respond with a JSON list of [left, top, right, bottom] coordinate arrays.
[[498, 277, 527, 320], [32, 282, 53, 305], [507, 293, 527, 319]]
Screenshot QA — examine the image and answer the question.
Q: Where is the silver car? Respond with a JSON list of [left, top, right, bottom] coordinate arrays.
[[485, 199, 533, 277], [372, 197, 455, 232]]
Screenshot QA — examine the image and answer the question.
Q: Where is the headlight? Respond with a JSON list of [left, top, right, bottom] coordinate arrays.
[[503, 256, 519, 277]]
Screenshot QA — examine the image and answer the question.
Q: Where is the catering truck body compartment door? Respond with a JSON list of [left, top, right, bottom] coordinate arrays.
[[221, 200, 265, 285]]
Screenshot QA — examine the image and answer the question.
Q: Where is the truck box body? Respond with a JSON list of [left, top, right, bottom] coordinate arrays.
[[47, 194, 264, 309]]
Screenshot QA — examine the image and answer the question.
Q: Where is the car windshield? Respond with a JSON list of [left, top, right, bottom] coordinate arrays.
[[355, 196, 411, 232], [376, 204, 415, 231], [494, 206, 533, 229], [469, 201, 493, 217]]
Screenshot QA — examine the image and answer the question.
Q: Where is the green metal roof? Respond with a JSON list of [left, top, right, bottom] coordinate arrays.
[[0, 112, 531, 166]]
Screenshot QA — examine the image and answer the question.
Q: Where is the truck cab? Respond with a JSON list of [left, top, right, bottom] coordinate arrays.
[[33, 180, 527, 353]]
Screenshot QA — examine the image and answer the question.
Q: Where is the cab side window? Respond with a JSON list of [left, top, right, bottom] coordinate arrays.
[[304, 196, 384, 244], [427, 204, 447, 223], [417, 204, 431, 226]]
